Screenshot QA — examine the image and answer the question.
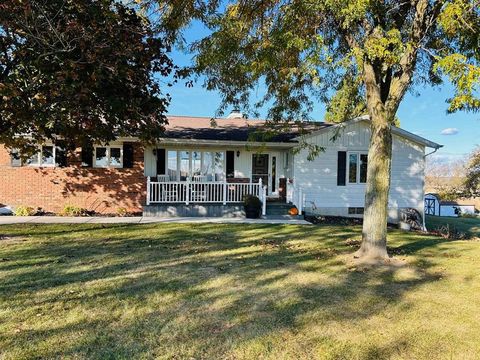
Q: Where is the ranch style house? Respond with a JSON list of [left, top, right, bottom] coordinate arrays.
[[0, 112, 442, 220]]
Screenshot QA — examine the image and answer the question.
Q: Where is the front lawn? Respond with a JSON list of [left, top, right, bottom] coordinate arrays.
[[1, 223, 479, 359]]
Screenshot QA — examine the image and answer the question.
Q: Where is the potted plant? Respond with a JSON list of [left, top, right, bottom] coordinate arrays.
[[243, 195, 262, 219]]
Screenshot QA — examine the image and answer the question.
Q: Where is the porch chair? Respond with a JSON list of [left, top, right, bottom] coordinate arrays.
[[157, 174, 170, 182], [191, 175, 208, 201]]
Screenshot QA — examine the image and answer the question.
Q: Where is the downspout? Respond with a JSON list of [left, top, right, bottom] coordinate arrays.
[[422, 145, 443, 231]]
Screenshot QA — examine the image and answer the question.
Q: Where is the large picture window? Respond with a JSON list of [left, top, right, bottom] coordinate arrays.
[[348, 152, 368, 184], [163, 150, 225, 181]]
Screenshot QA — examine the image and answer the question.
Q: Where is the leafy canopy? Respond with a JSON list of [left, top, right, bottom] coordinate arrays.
[[0, 0, 174, 152], [190, 0, 479, 125], [465, 146, 480, 196]]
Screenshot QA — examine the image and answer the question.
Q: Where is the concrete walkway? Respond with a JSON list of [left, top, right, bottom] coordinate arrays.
[[0, 216, 311, 225]]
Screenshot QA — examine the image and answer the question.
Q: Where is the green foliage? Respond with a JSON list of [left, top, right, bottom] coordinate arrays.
[[465, 147, 480, 196], [0, 0, 174, 152], [435, 55, 480, 113], [243, 195, 262, 209], [116, 207, 129, 217], [13, 206, 36, 216], [60, 205, 89, 217]]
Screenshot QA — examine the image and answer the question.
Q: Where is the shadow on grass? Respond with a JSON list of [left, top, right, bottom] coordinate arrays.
[[0, 223, 443, 358]]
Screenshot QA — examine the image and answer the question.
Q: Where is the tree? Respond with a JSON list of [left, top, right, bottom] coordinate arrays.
[[183, 0, 479, 261], [0, 0, 173, 152], [465, 147, 480, 196], [425, 155, 467, 199]]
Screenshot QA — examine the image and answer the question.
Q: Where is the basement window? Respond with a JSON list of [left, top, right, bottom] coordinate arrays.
[[348, 207, 364, 215]]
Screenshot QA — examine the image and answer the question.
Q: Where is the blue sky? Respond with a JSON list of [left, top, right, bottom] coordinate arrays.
[[164, 22, 480, 162]]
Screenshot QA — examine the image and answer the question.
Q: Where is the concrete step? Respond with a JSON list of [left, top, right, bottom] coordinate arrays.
[[266, 202, 297, 216]]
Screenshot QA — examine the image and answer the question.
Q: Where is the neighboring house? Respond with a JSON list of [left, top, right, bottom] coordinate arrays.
[[0, 113, 442, 221], [424, 193, 476, 217]]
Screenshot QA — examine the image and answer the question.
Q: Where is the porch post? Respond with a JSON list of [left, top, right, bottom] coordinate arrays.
[[186, 177, 190, 205], [261, 185, 267, 216], [223, 179, 227, 205], [258, 178, 262, 198], [146, 176, 151, 206]]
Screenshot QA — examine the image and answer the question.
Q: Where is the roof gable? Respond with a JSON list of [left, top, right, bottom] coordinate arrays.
[[294, 116, 442, 149]]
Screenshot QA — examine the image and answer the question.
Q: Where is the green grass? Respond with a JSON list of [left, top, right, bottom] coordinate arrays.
[[1, 223, 479, 359], [426, 214, 480, 239]]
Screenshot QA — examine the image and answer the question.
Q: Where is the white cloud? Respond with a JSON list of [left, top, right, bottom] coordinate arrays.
[[440, 127, 459, 135]]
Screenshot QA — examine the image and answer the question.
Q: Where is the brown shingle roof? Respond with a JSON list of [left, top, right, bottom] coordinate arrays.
[[163, 115, 331, 142]]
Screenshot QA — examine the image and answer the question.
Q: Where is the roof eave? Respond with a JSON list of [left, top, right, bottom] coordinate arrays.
[[155, 138, 297, 148], [293, 115, 443, 149]]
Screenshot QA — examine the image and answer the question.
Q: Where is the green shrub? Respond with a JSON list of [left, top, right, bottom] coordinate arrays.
[[116, 207, 128, 217], [61, 205, 89, 217], [14, 206, 36, 216], [243, 195, 262, 209], [460, 212, 478, 219], [432, 224, 467, 240]]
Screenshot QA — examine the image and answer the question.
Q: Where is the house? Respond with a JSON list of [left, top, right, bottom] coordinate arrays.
[[0, 113, 442, 221], [424, 193, 476, 217]]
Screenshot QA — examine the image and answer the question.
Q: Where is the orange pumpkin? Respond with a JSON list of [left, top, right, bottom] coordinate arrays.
[[288, 207, 299, 215]]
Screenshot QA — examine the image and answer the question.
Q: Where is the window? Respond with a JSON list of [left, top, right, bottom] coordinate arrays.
[[192, 151, 202, 176], [202, 152, 213, 180], [348, 153, 358, 183], [348, 207, 364, 215], [347, 152, 368, 184], [26, 145, 56, 167], [180, 151, 190, 180], [359, 154, 368, 183], [95, 147, 108, 167], [214, 152, 225, 181], [110, 148, 122, 167], [94, 146, 122, 168], [167, 150, 178, 180], [164, 150, 226, 181]]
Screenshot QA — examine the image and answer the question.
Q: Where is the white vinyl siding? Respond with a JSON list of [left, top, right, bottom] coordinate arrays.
[[293, 121, 425, 216]]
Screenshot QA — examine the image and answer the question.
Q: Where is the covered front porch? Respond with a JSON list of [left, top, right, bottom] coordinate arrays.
[[143, 143, 304, 217]]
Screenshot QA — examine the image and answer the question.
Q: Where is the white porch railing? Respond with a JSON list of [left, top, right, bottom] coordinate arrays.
[[147, 177, 267, 215], [286, 178, 304, 214]]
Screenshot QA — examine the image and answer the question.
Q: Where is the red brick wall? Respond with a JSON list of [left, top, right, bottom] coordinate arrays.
[[0, 144, 146, 214]]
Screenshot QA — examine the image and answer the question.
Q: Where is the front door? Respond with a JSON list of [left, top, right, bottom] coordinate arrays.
[[252, 154, 269, 193]]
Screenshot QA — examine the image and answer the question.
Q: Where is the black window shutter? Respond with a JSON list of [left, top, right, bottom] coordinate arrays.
[[123, 143, 134, 168], [156, 148, 166, 175], [226, 151, 235, 178], [337, 151, 347, 186], [81, 143, 93, 167], [10, 149, 22, 167], [55, 141, 68, 167]]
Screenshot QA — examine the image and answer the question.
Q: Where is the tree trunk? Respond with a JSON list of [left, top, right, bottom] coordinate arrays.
[[357, 112, 392, 260], [356, 65, 393, 260]]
